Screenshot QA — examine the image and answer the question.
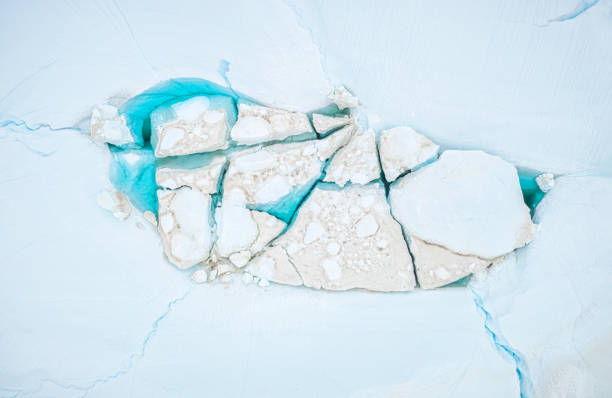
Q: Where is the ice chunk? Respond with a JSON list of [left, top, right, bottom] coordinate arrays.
[[328, 86, 358, 110], [156, 155, 226, 193], [214, 200, 286, 265], [90, 104, 134, 146], [230, 103, 313, 145], [157, 187, 213, 269], [96, 189, 132, 220], [191, 269, 208, 284], [390, 150, 536, 259], [312, 113, 351, 136], [409, 235, 502, 289], [323, 128, 380, 187], [214, 202, 259, 258], [246, 246, 303, 286], [535, 173, 555, 192], [379, 126, 439, 182], [223, 127, 353, 220], [150, 95, 235, 157], [267, 184, 415, 291]]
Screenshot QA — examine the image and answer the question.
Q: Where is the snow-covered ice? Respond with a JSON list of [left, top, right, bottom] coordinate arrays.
[[390, 150, 537, 259]]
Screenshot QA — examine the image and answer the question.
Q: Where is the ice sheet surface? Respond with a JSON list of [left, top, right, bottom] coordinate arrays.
[[1, 1, 612, 397]]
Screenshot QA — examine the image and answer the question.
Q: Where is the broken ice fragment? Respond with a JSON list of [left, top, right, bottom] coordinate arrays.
[[108, 145, 157, 214], [536, 173, 555, 192], [323, 127, 380, 187], [409, 235, 502, 289], [222, 126, 353, 221], [312, 113, 351, 136], [378, 126, 439, 182], [266, 183, 415, 291], [156, 155, 226, 193], [143, 210, 157, 225], [157, 187, 214, 269], [390, 150, 536, 259], [191, 269, 208, 284], [150, 95, 235, 157], [246, 246, 303, 286], [96, 189, 132, 220], [229, 104, 313, 145], [90, 104, 134, 146], [213, 200, 286, 265], [328, 86, 358, 110]]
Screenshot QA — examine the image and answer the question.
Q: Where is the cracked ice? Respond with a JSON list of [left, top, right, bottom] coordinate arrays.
[[90, 79, 548, 292]]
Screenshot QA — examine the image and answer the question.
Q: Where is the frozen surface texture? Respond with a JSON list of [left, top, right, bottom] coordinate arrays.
[[2, 0, 612, 396]]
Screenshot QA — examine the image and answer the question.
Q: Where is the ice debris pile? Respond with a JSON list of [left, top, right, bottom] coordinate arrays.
[[91, 78, 553, 291]]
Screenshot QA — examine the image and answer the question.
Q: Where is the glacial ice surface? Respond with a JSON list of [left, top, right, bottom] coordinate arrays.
[[2, 1, 612, 396]]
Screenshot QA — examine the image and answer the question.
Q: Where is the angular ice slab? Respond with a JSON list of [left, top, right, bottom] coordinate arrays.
[[379, 126, 439, 182], [328, 86, 359, 110], [214, 201, 286, 267], [323, 127, 380, 187], [90, 104, 134, 146], [157, 187, 214, 269], [390, 150, 536, 260], [230, 103, 313, 145], [156, 155, 226, 192], [312, 113, 351, 136], [223, 125, 354, 221], [409, 235, 502, 289], [150, 95, 235, 157], [263, 184, 416, 291]]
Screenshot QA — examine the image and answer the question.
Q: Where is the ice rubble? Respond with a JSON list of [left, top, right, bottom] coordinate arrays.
[[92, 79, 546, 291]]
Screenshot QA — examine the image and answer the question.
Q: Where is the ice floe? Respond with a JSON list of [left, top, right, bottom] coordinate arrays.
[[230, 103, 313, 145], [378, 126, 439, 182], [390, 150, 537, 260], [150, 95, 234, 157]]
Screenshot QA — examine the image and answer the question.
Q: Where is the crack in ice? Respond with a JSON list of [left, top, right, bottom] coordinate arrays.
[[540, 0, 600, 26], [470, 287, 533, 398], [281, 0, 334, 89], [5, 287, 193, 398]]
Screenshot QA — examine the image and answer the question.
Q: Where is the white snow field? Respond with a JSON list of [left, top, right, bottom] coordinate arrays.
[[1, 1, 612, 397]]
